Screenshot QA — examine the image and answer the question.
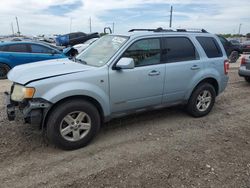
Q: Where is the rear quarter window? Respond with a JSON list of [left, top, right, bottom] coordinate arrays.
[[196, 37, 222, 58]]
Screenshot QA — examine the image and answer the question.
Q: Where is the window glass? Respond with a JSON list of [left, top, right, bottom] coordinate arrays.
[[123, 38, 161, 67], [31, 44, 53, 54], [76, 35, 128, 67], [197, 37, 222, 58], [162, 37, 197, 63], [0, 46, 7, 51], [7, 44, 29, 53]]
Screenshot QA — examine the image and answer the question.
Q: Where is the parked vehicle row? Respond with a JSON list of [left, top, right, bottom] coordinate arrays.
[[0, 41, 77, 79], [5, 28, 229, 150]]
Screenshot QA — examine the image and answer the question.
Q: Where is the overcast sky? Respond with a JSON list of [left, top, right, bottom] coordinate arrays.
[[0, 0, 249, 35]]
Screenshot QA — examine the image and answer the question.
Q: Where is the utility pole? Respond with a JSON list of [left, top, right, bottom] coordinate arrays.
[[238, 23, 242, 35], [89, 17, 92, 33], [112, 22, 115, 33], [169, 6, 173, 28], [11, 22, 14, 36], [15, 16, 20, 36]]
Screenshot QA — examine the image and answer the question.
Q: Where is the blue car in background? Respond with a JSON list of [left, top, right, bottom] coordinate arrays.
[[0, 41, 70, 79]]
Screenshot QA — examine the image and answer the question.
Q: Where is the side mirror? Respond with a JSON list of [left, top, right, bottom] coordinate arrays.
[[51, 50, 56, 56], [115, 57, 135, 70]]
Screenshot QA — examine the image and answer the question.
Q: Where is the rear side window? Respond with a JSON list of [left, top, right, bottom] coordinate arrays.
[[7, 44, 29, 53], [162, 37, 198, 63], [30, 44, 54, 54], [196, 37, 222, 58]]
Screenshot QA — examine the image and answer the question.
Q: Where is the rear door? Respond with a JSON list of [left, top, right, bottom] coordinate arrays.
[[162, 36, 202, 103], [29, 44, 64, 62]]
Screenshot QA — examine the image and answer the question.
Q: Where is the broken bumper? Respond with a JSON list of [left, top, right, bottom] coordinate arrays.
[[4, 92, 51, 126]]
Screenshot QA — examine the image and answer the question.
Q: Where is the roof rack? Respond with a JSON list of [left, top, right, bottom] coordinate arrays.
[[128, 27, 208, 33], [128, 27, 173, 32], [176, 28, 208, 33]]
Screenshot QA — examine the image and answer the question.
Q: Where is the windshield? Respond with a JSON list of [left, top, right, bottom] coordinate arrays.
[[75, 35, 128, 67]]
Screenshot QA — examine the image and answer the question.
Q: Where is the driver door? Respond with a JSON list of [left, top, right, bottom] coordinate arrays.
[[109, 38, 165, 113]]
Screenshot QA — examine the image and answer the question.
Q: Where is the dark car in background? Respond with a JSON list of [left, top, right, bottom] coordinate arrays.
[[0, 41, 71, 79], [241, 41, 250, 53], [217, 35, 242, 63], [55, 32, 99, 46]]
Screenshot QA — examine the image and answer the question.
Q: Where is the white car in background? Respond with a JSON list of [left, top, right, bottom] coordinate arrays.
[[73, 38, 99, 53]]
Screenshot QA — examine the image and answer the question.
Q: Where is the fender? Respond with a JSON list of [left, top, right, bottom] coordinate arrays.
[[33, 81, 110, 117], [184, 67, 221, 100]]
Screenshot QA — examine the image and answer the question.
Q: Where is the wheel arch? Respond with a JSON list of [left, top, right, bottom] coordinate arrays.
[[186, 77, 219, 101], [42, 95, 105, 129]]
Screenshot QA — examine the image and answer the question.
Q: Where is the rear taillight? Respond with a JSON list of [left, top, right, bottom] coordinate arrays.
[[224, 60, 229, 75], [241, 57, 246, 65]]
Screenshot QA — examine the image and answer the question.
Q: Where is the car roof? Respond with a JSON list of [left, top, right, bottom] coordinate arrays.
[[0, 41, 59, 49]]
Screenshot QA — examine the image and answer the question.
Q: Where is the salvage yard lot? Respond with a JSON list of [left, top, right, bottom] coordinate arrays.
[[0, 69, 250, 187]]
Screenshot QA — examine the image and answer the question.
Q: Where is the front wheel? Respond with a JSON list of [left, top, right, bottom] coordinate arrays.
[[46, 100, 101, 150], [187, 83, 216, 117], [245, 77, 250, 83], [0, 63, 10, 79]]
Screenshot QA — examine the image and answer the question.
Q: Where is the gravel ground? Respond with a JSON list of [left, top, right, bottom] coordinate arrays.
[[0, 68, 250, 188]]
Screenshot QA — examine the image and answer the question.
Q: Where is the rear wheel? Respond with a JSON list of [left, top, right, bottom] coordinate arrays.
[[229, 51, 239, 63], [0, 63, 10, 79], [46, 100, 101, 150], [187, 83, 216, 117], [245, 77, 250, 83]]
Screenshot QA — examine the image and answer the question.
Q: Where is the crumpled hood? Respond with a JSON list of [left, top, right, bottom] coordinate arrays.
[[8, 58, 93, 85]]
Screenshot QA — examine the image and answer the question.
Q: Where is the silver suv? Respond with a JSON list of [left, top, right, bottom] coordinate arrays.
[[5, 28, 229, 150]]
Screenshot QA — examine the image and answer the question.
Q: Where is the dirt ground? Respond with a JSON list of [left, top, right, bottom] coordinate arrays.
[[0, 68, 250, 188]]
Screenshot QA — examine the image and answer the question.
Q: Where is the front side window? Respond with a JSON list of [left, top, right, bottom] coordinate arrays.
[[30, 44, 54, 54], [76, 35, 128, 67], [196, 37, 222, 58], [123, 38, 161, 67], [7, 44, 29, 53], [162, 37, 198, 63]]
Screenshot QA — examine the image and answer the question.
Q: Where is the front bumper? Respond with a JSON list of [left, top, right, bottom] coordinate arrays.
[[4, 92, 51, 126], [239, 66, 250, 77]]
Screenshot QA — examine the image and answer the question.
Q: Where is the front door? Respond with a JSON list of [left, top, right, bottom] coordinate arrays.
[[109, 38, 165, 113]]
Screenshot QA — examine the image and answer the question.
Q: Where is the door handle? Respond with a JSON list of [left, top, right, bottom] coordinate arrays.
[[191, 65, 200, 70], [148, 70, 160, 76]]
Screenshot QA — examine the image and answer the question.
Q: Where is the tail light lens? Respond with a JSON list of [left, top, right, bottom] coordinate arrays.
[[241, 57, 246, 65], [224, 60, 229, 75]]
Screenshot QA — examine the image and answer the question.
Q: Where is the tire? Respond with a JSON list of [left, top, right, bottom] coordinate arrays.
[[0, 63, 10, 79], [229, 51, 239, 63], [245, 77, 250, 83], [187, 83, 216, 117], [46, 99, 101, 150]]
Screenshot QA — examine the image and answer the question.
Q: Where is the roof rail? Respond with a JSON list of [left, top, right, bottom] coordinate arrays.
[[176, 28, 208, 33], [128, 27, 173, 32]]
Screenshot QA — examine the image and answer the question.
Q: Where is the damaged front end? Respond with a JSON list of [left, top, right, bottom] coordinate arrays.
[[4, 90, 51, 127]]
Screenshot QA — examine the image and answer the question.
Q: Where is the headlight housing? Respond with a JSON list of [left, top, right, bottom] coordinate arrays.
[[11, 84, 36, 102]]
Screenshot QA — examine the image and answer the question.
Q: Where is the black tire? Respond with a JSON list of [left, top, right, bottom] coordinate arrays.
[[187, 83, 216, 117], [229, 51, 239, 63], [0, 63, 10, 79], [245, 77, 250, 83], [46, 99, 101, 150]]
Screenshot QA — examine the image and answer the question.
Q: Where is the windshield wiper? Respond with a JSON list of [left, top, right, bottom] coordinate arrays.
[[72, 57, 87, 65]]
